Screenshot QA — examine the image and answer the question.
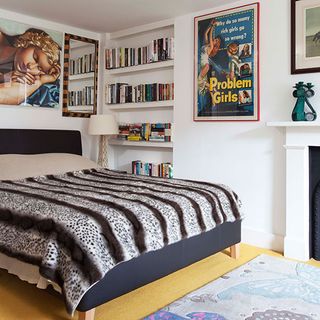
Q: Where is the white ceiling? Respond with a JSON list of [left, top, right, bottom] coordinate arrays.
[[0, 0, 237, 33]]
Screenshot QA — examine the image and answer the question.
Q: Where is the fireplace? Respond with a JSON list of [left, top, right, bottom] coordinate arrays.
[[310, 147, 320, 260], [267, 121, 320, 261]]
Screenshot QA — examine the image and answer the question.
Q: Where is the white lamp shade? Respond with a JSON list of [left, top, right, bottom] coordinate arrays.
[[88, 114, 118, 135]]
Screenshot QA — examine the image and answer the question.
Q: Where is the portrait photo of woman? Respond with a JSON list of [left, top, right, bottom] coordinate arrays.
[[0, 18, 62, 107], [239, 43, 251, 59]]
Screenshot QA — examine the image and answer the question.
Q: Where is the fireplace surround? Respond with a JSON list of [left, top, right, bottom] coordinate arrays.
[[267, 121, 320, 261]]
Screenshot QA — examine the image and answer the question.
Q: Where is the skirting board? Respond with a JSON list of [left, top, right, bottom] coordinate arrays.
[[242, 227, 284, 253]]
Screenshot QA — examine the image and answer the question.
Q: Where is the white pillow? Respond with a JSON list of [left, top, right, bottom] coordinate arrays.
[[0, 153, 99, 180]]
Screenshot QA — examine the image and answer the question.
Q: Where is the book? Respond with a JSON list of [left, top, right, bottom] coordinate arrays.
[[132, 160, 173, 178], [117, 123, 171, 142], [70, 53, 95, 75], [105, 37, 175, 70], [106, 82, 174, 105], [68, 86, 94, 106]]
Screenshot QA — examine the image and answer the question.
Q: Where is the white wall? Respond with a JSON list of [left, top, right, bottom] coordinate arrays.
[[2, 0, 319, 252], [0, 8, 102, 159], [174, 0, 320, 251]]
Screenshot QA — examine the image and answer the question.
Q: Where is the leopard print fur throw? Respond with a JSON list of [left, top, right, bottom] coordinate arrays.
[[0, 168, 242, 314]]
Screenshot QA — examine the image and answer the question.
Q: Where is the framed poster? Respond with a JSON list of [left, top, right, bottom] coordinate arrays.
[[291, 0, 320, 74], [194, 3, 259, 121], [0, 18, 62, 107]]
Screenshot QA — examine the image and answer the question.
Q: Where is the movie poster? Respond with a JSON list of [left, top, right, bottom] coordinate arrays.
[[194, 3, 259, 121], [0, 18, 62, 108]]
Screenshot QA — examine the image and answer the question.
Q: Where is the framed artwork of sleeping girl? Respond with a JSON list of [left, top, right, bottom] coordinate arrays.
[[0, 17, 62, 108]]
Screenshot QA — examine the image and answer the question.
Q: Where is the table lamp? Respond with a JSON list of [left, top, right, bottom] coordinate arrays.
[[88, 114, 118, 168]]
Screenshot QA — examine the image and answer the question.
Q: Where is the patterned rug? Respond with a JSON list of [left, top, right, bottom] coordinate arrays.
[[144, 254, 320, 320]]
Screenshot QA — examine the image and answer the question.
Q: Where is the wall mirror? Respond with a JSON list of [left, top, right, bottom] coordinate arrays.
[[63, 33, 99, 117]]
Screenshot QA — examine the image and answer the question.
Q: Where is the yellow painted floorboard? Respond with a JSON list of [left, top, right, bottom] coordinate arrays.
[[0, 243, 319, 320]]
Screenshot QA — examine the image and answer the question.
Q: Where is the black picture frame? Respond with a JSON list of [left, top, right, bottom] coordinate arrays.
[[291, 0, 320, 74]]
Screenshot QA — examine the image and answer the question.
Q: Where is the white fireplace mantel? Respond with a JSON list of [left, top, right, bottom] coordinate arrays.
[[267, 121, 320, 261], [267, 121, 320, 127]]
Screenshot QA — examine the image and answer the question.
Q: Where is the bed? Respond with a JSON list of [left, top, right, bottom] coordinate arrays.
[[0, 129, 242, 320]]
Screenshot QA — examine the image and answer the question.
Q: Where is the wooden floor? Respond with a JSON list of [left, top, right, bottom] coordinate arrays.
[[0, 244, 319, 320]]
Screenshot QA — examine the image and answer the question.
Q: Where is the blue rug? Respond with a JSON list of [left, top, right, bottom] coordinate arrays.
[[144, 255, 320, 320]]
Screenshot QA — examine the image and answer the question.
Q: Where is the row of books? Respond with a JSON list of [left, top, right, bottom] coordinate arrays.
[[105, 37, 174, 69], [105, 83, 174, 104], [118, 123, 172, 142], [132, 160, 173, 179], [68, 86, 94, 107], [70, 53, 95, 75]]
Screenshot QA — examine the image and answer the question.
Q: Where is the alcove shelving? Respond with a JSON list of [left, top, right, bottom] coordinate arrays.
[[104, 20, 174, 174]]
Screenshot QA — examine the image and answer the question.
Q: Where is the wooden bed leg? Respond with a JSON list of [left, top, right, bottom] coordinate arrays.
[[230, 243, 240, 259], [78, 308, 96, 320]]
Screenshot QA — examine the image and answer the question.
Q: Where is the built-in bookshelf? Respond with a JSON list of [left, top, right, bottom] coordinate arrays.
[[108, 100, 173, 111], [109, 139, 173, 148], [104, 20, 174, 175], [106, 59, 174, 75]]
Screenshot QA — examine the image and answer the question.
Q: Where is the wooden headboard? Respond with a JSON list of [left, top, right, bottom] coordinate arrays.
[[0, 129, 82, 155]]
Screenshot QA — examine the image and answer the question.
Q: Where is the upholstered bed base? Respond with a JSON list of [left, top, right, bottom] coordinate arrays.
[[78, 220, 241, 311]]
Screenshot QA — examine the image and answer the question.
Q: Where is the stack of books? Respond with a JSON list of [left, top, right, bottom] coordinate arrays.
[[148, 123, 171, 142], [118, 123, 172, 142], [118, 123, 130, 140], [128, 123, 142, 141], [105, 37, 174, 69], [68, 86, 94, 107], [105, 82, 174, 104], [132, 160, 173, 178], [70, 53, 95, 75]]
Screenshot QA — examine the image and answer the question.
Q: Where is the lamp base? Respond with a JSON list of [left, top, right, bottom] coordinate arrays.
[[98, 135, 109, 168]]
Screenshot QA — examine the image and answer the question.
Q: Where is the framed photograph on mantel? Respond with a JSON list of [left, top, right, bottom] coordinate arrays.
[[291, 0, 320, 74], [194, 3, 259, 122]]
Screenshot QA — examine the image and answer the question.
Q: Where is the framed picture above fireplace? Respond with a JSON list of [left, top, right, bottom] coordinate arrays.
[[291, 0, 320, 74]]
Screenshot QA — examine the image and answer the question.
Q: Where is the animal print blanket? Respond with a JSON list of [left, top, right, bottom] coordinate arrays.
[[0, 168, 242, 314]]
